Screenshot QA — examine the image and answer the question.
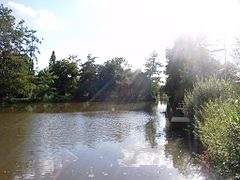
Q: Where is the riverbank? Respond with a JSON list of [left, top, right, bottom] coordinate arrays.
[[0, 101, 159, 113]]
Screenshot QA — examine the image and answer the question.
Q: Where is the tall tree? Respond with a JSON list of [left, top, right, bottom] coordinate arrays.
[[165, 35, 220, 109], [49, 51, 56, 67], [50, 56, 79, 96], [144, 52, 162, 101], [99, 57, 130, 101], [34, 68, 57, 101], [77, 54, 99, 100], [144, 51, 162, 82], [77, 56, 131, 101], [123, 70, 153, 102], [0, 4, 41, 101]]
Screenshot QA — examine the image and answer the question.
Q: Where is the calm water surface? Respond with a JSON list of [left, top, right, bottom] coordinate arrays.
[[0, 102, 205, 180]]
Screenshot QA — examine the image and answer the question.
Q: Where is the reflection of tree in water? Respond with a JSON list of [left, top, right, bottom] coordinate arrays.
[[3, 102, 159, 113], [164, 127, 201, 177], [144, 103, 166, 149], [143, 102, 158, 114], [145, 118, 157, 148]]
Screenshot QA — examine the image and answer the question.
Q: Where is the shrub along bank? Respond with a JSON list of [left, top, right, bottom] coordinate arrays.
[[197, 100, 240, 178], [183, 77, 233, 120], [183, 77, 240, 179]]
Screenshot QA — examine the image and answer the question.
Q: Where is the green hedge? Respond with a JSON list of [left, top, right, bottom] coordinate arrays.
[[184, 77, 233, 119], [197, 100, 240, 178]]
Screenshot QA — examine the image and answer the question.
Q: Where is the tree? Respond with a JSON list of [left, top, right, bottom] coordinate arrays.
[[0, 5, 41, 73], [50, 56, 79, 97], [76, 54, 99, 100], [76, 56, 132, 102], [98, 57, 130, 101], [144, 52, 162, 100], [34, 68, 57, 101], [0, 4, 41, 101], [49, 51, 56, 67], [165, 35, 220, 109], [144, 51, 162, 82], [123, 70, 153, 102]]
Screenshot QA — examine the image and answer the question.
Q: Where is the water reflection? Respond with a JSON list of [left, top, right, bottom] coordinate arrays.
[[0, 102, 156, 113], [0, 102, 206, 179], [145, 119, 157, 148], [164, 127, 203, 179], [118, 108, 170, 168]]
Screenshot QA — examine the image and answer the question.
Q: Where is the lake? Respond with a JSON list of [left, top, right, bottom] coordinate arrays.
[[0, 102, 205, 180]]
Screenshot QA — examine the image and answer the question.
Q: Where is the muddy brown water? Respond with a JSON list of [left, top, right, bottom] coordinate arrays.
[[0, 102, 206, 180]]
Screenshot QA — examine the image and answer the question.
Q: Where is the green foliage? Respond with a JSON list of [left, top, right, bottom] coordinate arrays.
[[165, 35, 220, 109], [77, 54, 99, 100], [144, 52, 162, 100], [0, 4, 40, 101], [50, 56, 79, 97], [49, 51, 56, 67], [121, 71, 153, 102], [184, 77, 233, 119], [0, 4, 163, 103], [34, 68, 57, 101], [197, 100, 240, 178], [184, 76, 239, 178], [75, 55, 158, 102], [99, 57, 130, 101], [144, 51, 162, 82], [0, 4, 41, 73], [76, 56, 132, 101]]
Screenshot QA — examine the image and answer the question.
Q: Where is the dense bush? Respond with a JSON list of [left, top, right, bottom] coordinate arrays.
[[184, 77, 233, 119], [197, 100, 240, 178], [183, 76, 240, 178]]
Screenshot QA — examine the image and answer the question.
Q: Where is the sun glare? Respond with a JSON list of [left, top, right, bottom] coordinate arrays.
[[173, 0, 239, 38]]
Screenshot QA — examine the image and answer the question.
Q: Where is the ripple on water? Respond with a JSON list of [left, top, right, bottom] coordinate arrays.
[[0, 102, 206, 180]]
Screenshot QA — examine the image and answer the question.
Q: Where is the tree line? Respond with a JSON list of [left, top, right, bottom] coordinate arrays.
[[0, 4, 162, 103], [1, 3, 240, 105]]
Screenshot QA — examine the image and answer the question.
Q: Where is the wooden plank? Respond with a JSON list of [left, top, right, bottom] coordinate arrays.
[[171, 116, 191, 123]]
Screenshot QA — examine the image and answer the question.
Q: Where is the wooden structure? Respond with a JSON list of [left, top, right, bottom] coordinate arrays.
[[167, 102, 192, 128]]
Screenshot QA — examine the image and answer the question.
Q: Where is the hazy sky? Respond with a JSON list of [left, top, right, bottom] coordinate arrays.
[[3, 0, 240, 69]]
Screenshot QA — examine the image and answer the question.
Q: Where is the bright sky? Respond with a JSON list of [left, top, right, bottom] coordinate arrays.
[[2, 0, 240, 70]]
